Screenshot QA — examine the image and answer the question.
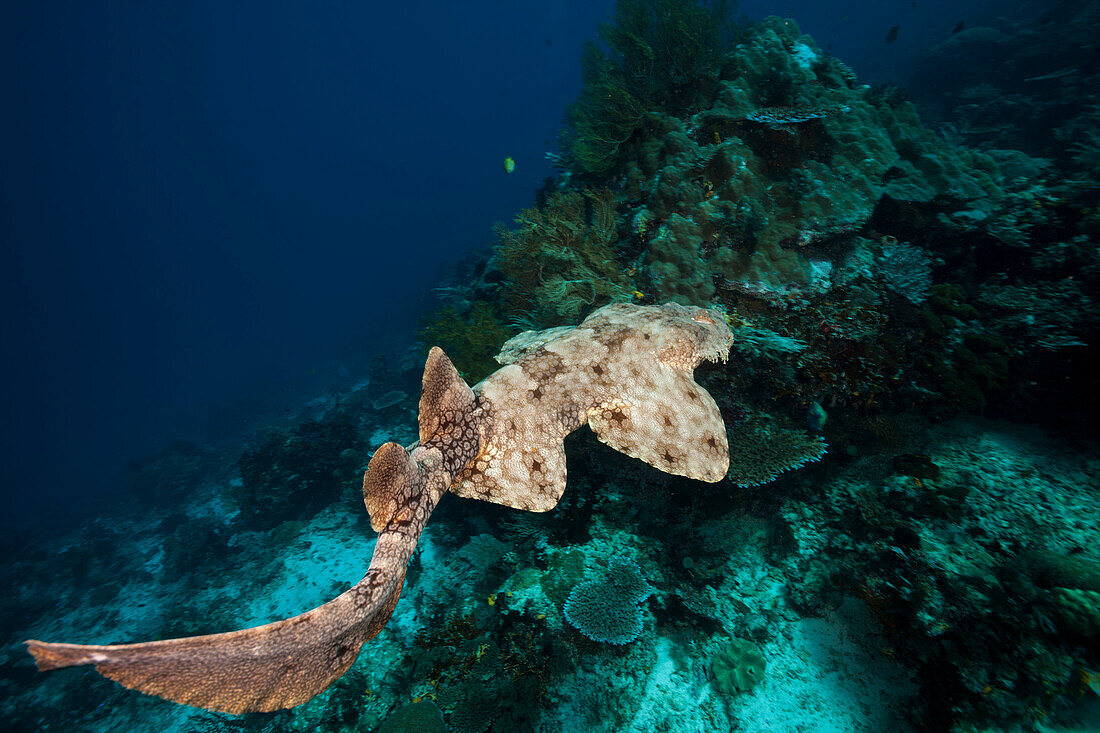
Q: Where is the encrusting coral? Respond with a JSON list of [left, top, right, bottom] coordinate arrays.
[[25, 302, 734, 713], [711, 637, 766, 695]]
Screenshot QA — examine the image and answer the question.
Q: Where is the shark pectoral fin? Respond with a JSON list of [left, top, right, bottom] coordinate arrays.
[[24, 568, 405, 714], [587, 368, 729, 482], [446, 363, 570, 512], [418, 347, 475, 444], [450, 432, 568, 512]]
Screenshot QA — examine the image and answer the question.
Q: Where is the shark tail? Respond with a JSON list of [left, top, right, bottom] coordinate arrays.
[[24, 565, 404, 713], [25, 347, 474, 715]]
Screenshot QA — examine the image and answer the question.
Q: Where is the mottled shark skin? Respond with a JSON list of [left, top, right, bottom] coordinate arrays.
[[25, 302, 732, 714], [453, 301, 733, 510]]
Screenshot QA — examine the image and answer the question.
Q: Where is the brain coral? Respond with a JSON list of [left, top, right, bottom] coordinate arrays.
[[564, 557, 654, 644]]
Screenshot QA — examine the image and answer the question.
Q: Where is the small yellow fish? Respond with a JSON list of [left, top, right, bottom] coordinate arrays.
[[503, 157, 515, 174]]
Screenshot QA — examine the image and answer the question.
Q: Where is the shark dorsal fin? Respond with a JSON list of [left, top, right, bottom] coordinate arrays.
[[418, 346, 475, 444], [362, 442, 419, 532]]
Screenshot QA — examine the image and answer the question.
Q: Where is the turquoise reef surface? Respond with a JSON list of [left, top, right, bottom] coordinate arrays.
[[7, 413, 1098, 731], [5, 0, 1100, 731]]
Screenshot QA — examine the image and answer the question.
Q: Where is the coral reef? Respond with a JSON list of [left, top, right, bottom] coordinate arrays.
[[561, 0, 738, 175], [471, 5, 1098, 728], [910, 0, 1100, 174], [564, 557, 654, 644], [604, 14, 1002, 309], [710, 638, 766, 695], [377, 700, 446, 733], [773, 420, 1100, 728], [493, 189, 634, 327], [877, 240, 933, 305], [725, 413, 827, 488], [8, 1, 1100, 731], [235, 412, 365, 529], [123, 440, 217, 506], [419, 301, 512, 383]]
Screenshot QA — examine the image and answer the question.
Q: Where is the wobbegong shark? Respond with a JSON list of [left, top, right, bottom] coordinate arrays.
[[26, 302, 734, 714]]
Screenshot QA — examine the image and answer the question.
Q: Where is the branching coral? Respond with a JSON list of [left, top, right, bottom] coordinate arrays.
[[563, 0, 739, 175], [564, 557, 654, 644], [419, 301, 512, 383], [601, 0, 737, 106], [564, 44, 648, 176], [726, 413, 827, 487], [494, 189, 633, 325]]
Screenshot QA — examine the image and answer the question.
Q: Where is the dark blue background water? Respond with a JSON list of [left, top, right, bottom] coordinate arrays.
[[2, 0, 998, 531]]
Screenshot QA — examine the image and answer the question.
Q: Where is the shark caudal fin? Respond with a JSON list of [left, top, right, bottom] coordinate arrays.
[[24, 566, 405, 714], [27, 444, 428, 716]]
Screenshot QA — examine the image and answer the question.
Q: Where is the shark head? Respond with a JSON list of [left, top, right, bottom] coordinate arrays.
[[582, 301, 733, 370]]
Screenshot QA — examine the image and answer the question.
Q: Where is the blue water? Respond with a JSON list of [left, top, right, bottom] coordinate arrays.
[[3, 1, 597, 529], [3, 1, 1096, 731], [1, 0, 1004, 532]]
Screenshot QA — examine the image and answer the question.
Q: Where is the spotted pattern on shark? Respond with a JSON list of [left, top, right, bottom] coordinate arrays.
[[25, 302, 733, 714]]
